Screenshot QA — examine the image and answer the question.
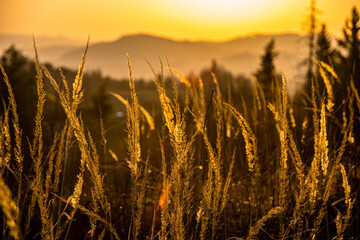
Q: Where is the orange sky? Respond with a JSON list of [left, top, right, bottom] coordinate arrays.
[[1, 0, 359, 42]]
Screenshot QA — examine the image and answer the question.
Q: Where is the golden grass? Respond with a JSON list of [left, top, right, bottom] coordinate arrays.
[[0, 65, 24, 205], [246, 206, 283, 240], [316, 61, 335, 111], [196, 105, 234, 240], [0, 41, 356, 240], [0, 175, 22, 240], [109, 91, 155, 131], [124, 54, 148, 240], [0, 103, 11, 175]]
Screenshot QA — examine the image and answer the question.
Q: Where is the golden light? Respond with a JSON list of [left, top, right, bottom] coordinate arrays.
[[191, 0, 244, 15], [0, 0, 360, 41], [173, 0, 281, 21]]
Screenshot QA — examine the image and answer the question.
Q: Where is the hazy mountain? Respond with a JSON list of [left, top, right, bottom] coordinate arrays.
[[56, 33, 308, 81], [0, 33, 84, 62], [1, 33, 308, 87]]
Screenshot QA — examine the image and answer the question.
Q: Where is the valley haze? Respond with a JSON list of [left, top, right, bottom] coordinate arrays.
[[0, 33, 309, 92]]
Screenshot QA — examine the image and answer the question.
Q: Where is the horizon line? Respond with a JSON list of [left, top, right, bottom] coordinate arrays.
[[0, 30, 310, 44]]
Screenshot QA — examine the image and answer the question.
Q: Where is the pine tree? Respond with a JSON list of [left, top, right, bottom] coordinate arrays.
[[316, 24, 333, 64], [338, 6, 360, 145], [0, 45, 37, 138], [314, 23, 334, 96], [338, 6, 360, 91], [254, 38, 278, 104]]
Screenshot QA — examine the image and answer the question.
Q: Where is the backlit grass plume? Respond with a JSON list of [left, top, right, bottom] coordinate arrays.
[[109, 91, 155, 131], [0, 39, 357, 240], [154, 65, 198, 240], [0, 175, 22, 240], [124, 54, 148, 240], [43, 39, 114, 239], [0, 65, 24, 205], [226, 103, 259, 178], [0, 104, 11, 175], [195, 104, 234, 240]]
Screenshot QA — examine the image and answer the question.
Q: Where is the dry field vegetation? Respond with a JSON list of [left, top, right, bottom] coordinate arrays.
[[0, 39, 359, 240]]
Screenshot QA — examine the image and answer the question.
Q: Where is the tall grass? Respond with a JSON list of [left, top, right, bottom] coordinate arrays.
[[0, 42, 357, 240]]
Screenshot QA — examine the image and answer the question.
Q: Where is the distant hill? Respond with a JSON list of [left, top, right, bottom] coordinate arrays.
[[1, 33, 308, 91], [0, 33, 84, 62]]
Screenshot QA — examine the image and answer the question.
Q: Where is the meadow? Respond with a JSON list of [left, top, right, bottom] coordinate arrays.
[[0, 35, 359, 240]]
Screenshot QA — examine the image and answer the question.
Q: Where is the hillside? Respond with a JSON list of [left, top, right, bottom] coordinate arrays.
[[57, 33, 308, 80], [1, 33, 308, 90]]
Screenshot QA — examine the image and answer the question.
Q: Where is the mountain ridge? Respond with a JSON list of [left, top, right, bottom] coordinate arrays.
[[1, 33, 308, 91], [56, 32, 307, 82]]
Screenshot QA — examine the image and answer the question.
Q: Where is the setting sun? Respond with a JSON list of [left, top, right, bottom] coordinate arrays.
[[179, 0, 275, 19], [1, 0, 359, 41]]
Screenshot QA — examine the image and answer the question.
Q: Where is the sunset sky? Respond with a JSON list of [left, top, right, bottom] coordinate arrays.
[[1, 0, 360, 42]]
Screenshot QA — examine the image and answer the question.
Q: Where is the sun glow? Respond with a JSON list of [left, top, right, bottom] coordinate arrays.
[[191, 0, 271, 14], [169, 0, 277, 21], [0, 0, 359, 41], [192, 0, 245, 15]]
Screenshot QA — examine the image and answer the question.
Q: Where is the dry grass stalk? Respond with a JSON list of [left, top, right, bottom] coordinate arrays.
[[226, 101, 260, 230], [334, 164, 353, 240], [0, 39, 357, 240], [278, 77, 289, 210], [55, 195, 120, 240], [154, 65, 197, 240], [166, 66, 191, 88], [246, 206, 284, 240], [27, 39, 57, 239], [53, 123, 69, 197], [43, 49, 88, 237], [212, 73, 223, 113], [77, 203, 120, 240], [44, 39, 113, 239], [212, 73, 233, 138], [308, 79, 320, 213], [0, 175, 22, 240], [311, 129, 350, 239], [254, 80, 266, 113], [125, 54, 148, 240], [225, 103, 259, 178], [350, 79, 360, 114], [170, 67, 206, 130], [0, 104, 11, 175], [109, 91, 154, 130], [317, 60, 339, 80], [288, 102, 296, 128], [310, 80, 352, 239], [196, 105, 234, 240], [316, 60, 335, 111], [319, 104, 329, 176], [0, 65, 24, 204], [159, 134, 170, 240], [268, 76, 289, 239], [263, 78, 305, 239], [53, 122, 73, 239]]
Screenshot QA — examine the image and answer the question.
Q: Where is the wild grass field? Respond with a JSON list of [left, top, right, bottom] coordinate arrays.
[[1, 7, 360, 239], [0, 37, 359, 240]]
